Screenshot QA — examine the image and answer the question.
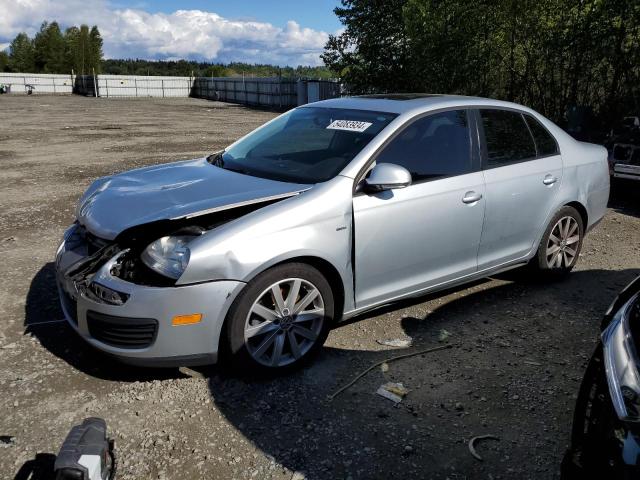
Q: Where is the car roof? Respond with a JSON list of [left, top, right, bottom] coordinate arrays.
[[305, 94, 537, 116]]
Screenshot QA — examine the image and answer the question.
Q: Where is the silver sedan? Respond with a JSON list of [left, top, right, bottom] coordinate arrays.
[[56, 94, 610, 370]]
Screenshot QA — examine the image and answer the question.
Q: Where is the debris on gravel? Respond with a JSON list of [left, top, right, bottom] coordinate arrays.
[[376, 382, 409, 403], [377, 337, 412, 348]]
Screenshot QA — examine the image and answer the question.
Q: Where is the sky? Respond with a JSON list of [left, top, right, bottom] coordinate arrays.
[[0, 0, 344, 66]]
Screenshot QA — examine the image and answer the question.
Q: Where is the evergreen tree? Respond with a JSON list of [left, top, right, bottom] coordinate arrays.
[[0, 50, 8, 72], [5, 21, 105, 74], [8, 33, 35, 72], [321, 0, 412, 93], [63, 24, 96, 74], [34, 21, 66, 73]]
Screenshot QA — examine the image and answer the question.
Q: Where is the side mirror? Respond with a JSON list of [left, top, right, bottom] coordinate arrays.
[[364, 163, 412, 192]]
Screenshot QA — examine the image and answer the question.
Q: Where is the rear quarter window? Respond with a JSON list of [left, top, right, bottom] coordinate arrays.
[[524, 115, 559, 156]]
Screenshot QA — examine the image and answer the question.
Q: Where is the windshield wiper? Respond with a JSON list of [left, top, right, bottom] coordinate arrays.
[[221, 166, 250, 175], [207, 152, 224, 166], [207, 153, 250, 175]]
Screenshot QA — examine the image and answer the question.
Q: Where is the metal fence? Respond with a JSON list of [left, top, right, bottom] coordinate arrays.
[[300, 80, 342, 105], [74, 74, 193, 98], [3, 72, 342, 108], [0, 73, 75, 94], [192, 77, 295, 108], [192, 77, 341, 109], [98, 75, 194, 98]]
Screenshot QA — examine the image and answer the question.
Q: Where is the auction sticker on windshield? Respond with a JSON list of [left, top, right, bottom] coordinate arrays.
[[327, 120, 373, 132]]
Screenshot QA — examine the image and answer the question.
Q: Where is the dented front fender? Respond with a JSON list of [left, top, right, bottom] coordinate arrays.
[[178, 176, 356, 312]]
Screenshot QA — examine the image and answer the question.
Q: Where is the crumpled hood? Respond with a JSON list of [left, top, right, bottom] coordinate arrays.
[[77, 158, 309, 240]]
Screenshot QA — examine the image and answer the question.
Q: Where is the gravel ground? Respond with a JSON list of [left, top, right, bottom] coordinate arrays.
[[1, 95, 639, 480]]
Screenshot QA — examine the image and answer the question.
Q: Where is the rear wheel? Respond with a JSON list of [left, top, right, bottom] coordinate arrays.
[[224, 263, 333, 372], [532, 206, 584, 277]]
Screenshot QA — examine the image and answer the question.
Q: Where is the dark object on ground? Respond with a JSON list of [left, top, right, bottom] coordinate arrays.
[[54, 417, 115, 480], [14, 453, 57, 480], [562, 276, 640, 479], [469, 434, 500, 461]]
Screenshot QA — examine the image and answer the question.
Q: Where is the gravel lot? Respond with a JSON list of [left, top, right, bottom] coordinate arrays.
[[1, 95, 639, 480]]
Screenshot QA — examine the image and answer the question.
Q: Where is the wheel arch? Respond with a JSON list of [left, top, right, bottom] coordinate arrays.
[[217, 254, 347, 356], [243, 254, 347, 319], [529, 199, 589, 263], [565, 201, 588, 229], [281, 256, 346, 321]]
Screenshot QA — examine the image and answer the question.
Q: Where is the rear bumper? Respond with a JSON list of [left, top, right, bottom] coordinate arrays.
[[55, 226, 245, 367]]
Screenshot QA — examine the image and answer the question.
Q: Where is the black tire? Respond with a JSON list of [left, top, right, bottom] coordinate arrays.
[[531, 205, 584, 277], [561, 345, 633, 479], [223, 262, 334, 373]]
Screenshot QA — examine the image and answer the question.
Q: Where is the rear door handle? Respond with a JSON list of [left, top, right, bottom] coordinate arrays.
[[462, 191, 482, 204], [543, 174, 558, 186]]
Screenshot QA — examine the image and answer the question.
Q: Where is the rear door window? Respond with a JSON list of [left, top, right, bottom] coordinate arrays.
[[480, 109, 537, 167], [524, 115, 559, 156], [376, 109, 473, 182]]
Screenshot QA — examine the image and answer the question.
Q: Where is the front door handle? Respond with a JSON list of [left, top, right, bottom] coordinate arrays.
[[462, 191, 483, 204], [543, 174, 558, 186]]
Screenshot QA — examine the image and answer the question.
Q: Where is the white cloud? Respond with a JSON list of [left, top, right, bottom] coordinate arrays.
[[0, 0, 331, 66]]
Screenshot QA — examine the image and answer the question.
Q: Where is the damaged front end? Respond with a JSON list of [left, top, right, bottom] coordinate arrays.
[[54, 198, 290, 365], [65, 240, 128, 305], [60, 198, 285, 295]]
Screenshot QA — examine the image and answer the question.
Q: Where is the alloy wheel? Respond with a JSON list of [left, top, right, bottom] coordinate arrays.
[[546, 216, 580, 268], [244, 278, 325, 367]]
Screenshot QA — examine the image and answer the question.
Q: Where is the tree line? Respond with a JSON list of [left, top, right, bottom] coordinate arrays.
[[1, 22, 103, 75], [101, 59, 334, 79], [0, 20, 334, 79], [323, 0, 640, 129]]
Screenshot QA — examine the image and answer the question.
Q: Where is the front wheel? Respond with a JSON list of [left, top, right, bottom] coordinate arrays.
[[531, 206, 584, 277], [224, 263, 334, 372]]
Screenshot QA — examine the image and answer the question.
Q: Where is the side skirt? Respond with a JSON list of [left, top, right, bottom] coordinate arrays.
[[341, 258, 529, 321]]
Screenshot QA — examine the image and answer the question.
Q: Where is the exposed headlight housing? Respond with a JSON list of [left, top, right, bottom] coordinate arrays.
[[86, 282, 130, 305], [140, 235, 194, 280], [603, 292, 640, 422]]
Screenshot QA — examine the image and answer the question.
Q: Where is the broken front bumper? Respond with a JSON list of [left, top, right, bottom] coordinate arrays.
[[55, 225, 245, 367]]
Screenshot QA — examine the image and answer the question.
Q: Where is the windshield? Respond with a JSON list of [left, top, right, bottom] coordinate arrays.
[[213, 107, 398, 184]]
